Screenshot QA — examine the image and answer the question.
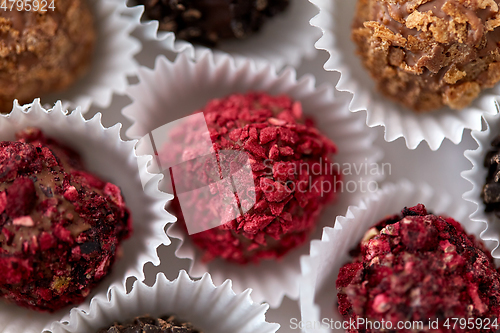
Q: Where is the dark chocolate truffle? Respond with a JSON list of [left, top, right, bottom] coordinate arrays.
[[0, 0, 96, 113], [0, 128, 132, 312], [336, 204, 500, 332], [98, 315, 202, 333], [482, 134, 500, 216], [162, 92, 339, 264], [352, 0, 500, 112], [137, 0, 289, 46]]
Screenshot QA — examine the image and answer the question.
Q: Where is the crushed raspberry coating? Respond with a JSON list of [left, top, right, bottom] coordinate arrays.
[[336, 204, 500, 333], [0, 128, 132, 312], [163, 92, 340, 264]]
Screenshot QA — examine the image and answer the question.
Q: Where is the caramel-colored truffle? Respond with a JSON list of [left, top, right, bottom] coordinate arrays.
[[0, 0, 95, 113], [352, 0, 500, 112]]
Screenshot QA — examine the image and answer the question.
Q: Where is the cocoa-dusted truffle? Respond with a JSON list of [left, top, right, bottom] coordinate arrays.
[[336, 204, 500, 333], [482, 134, 500, 216], [0, 0, 95, 113], [98, 315, 202, 333], [0, 128, 132, 312], [352, 0, 500, 112], [137, 0, 289, 46], [162, 92, 339, 264]]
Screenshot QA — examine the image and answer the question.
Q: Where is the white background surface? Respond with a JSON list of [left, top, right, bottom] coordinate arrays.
[[84, 44, 482, 333]]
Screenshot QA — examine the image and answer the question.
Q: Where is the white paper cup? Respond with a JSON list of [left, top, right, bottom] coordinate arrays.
[[299, 180, 498, 333], [49, 270, 279, 333], [40, 0, 141, 113], [0, 100, 173, 333], [122, 51, 382, 308], [308, 0, 499, 150], [129, 0, 321, 70], [462, 110, 500, 260]]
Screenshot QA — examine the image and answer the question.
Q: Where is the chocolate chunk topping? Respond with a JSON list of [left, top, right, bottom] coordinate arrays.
[[482, 133, 500, 217], [98, 315, 202, 333], [137, 0, 289, 46], [0, 0, 95, 113]]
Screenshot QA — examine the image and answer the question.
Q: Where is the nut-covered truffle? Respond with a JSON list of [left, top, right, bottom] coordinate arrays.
[[163, 92, 339, 264], [98, 315, 202, 333], [352, 0, 500, 112], [0, 0, 95, 113], [336, 204, 500, 332], [137, 0, 289, 46], [0, 128, 132, 312]]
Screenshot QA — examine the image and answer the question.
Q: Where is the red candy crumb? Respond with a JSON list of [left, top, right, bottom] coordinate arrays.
[[0, 128, 132, 312], [336, 205, 500, 332], [163, 92, 339, 264]]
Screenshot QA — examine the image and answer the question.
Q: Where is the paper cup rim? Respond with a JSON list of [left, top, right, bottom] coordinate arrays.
[[0, 100, 173, 333], [49, 270, 280, 333], [308, 0, 500, 151], [462, 108, 500, 259], [127, 0, 321, 70]]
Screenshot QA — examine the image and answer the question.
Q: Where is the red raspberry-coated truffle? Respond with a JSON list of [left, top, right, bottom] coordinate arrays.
[[0, 128, 132, 312], [336, 204, 500, 333], [163, 92, 339, 264]]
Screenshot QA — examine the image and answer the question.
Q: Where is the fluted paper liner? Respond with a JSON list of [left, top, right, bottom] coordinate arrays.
[[50, 271, 279, 333], [462, 111, 500, 260], [299, 180, 498, 333], [0, 100, 173, 333], [129, 0, 320, 70], [122, 51, 382, 308], [41, 0, 141, 113], [308, 0, 499, 150]]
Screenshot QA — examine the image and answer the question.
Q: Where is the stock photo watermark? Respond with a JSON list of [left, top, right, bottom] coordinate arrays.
[[261, 158, 391, 196], [290, 318, 499, 331], [1, 0, 55, 11], [136, 113, 391, 235]]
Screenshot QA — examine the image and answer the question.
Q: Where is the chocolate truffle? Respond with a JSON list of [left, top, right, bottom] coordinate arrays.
[[137, 0, 289, 46], [0, 0, 95, 113], [98, 315, 202, 333], [482, 134, 500, 216], [162, 92, 339, 264], [352, 0, 500, 112], [336, 204, 500, 332], [0, 128, 132, 312]]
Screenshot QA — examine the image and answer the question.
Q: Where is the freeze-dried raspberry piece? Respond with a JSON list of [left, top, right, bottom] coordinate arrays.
[[6, 177, 37, 218], [0, 128, 132, 312], [162, 92, 339, 264], [336, 204, 500, 333]]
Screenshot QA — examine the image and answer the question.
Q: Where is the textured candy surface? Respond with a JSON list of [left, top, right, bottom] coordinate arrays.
[[0, 0, 95, 113], [482, 134, 500, 216], [98, 315, 201, 333], [352, 0, 500, 112], [137, 0, 289, 46], [0, 128, 132, 312], [164, 92, 339, 264], [336, 204, 500, 332]]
